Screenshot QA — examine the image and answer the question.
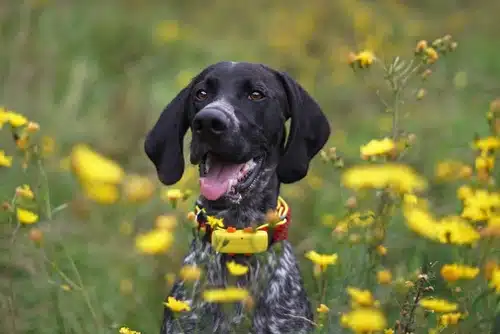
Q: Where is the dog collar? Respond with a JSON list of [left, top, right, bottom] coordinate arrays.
[[193, 196, 291, 255]]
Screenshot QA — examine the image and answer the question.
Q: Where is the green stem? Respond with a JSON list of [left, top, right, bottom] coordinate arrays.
[[37, 158, 53, 220]]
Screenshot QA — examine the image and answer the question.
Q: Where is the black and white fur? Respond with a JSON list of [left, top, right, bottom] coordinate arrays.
[[144, 62, 331, 333]]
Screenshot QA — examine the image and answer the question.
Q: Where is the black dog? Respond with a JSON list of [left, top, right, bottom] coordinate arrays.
[[145, 62, 330, 333]]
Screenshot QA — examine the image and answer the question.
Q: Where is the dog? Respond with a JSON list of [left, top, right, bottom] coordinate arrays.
[[144, 61, 330, 333]]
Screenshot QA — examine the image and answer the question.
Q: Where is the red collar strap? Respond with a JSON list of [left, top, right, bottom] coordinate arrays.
[[193, 197, 291, 254]]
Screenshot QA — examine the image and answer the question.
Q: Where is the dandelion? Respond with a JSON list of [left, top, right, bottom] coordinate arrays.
[[489, 267, 500, 293], [305, 251, 338, 272], [119, 327, 141, 334], [16, 184, 34, 199], [81, 180, 120, 205], [440, 264, 479, 282], [342, 164, 427, 193], [135, 229, 173, 255], [403, 206, 440, 241], [419, 298, 458, 313], [122, 174, 155, 203], [16, 208, 38, 224], [226, 261, 249, 276], [163, 296, 191, 312], [0, 150, 13, 167], [347, 287, 377, 307], [437, 216, 480, 245], [179, 265, 202, 281], [340, 308, 387, 332], [348, 50, 376, 69], [6, 111, 28, 127], [360, 138, 395, 159], [316, 304, 329, 313], [377, 270, 393, 285], [71, 144, 125, 184], [202, 287, 249, 303]]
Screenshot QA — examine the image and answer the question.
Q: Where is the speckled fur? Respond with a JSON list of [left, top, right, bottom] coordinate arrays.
[[161, 172, 314, 334]]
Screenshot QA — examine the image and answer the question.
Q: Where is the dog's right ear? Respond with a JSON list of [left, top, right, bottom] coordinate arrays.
[[144, 86, 192, 185], [145, 65, 216, 185]]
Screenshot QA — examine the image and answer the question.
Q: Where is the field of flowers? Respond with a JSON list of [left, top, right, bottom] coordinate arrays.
[[2, 1, 500, 333]]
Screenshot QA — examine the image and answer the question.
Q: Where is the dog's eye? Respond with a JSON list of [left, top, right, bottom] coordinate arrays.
[[248, 90, 265, 101], [195, 89, 208, 101]]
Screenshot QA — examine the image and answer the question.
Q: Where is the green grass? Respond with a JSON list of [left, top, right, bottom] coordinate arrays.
[[2, 1, 500, 333]]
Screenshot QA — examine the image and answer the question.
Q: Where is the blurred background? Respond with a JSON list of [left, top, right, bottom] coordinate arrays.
[[1, 0, 499, 333]]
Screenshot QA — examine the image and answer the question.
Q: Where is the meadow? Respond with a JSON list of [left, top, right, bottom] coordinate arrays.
[[1, 0, 500, 333]]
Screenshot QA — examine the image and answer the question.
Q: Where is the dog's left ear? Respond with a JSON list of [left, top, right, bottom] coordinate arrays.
[[275, 71, 331, 184]]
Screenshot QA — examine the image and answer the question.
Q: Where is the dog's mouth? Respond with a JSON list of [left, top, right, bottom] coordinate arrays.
[[199, 153, 264, 201]]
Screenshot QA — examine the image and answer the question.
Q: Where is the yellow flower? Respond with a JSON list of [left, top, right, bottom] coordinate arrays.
[[437, 216, 480, 245], [435, 160, 472, 181], [305, 251, 338, 271], [70, 144, 125, 184], [226, 261, 249, 276], [16, 208, 38, 224], [403, 206, 440, 241], [424, 47, 439, 64], [474, 136, 500, 152], [206, 216, 224, 229], [461, 189, 500, 222], [360, 138, 395, 159], [7, 111, 28, 127], [135, 229, 173, 255], [440, 264, 479, 282], [155, 215, 178, 230], [164, 296, 191, 312], [356, 50, 376, 68], [419, 298, 458, 313], [376, 245, 388, 256], [0, 150, 13, 167], [16, 184, 34, 199], [340, 308, 387, 332], [119, 327, 141, 334], [377, 270, 393, 285], [81, 180, 120, 205], [384, 329, 395, 334], [440, 312, 463, 326], [342, 164, 427, 193], [179, 265, 202, 281], [316, 304, 329, 313], [202, 287, 249, 303], [489, 267, 500, 293], [155, 20, 180, 43], [122, 175, 155, 203], [0, 107, 8, 127], [347, 287, 377, 307]]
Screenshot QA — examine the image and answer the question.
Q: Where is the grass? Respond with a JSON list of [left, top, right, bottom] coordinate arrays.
[[2, 1, 500, 333]]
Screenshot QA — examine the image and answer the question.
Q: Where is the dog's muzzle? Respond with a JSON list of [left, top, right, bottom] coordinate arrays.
[[192, 197, 291, 255]]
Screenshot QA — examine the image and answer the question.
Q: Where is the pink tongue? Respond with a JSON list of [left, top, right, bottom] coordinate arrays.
[[200, 161, 245, 200]]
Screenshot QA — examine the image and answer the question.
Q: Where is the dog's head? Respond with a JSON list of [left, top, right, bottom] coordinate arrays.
[[145, 62, 330, 202]]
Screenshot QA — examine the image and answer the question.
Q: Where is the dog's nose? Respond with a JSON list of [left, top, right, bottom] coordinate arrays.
[[192, 108, 229, 137]]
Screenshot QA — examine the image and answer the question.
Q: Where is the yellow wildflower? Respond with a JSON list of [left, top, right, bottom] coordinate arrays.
[[70, 144, 125, 184], [347, 287, 377, 307], [342, 164, 427, 193], [461, 189, 500, 222], [206, 216, 224, 229], [340, 308, 387, 332], [155, 20, 180, 43], [424, 47, 439, 64], [155, 215, 178, 230], [377, 270, 393, 285], [435, 160, 472, 181], [226, 261, 249, 276], [316, 304, 329, 313], [7, 111, 28, 127], [119, 327, 141, 334], [0, 150, 13, 167], [440, 264, 479, 282], [489, 267, 500, 293], [384, 329, 395, 334], [376, 245, 388, 256], [403, 206, 440, 241], [202, 287, 249, 303], [16, 184, 34, 199], [135, 229, 173, 255], [437, 216, 480, 245], [457, 185, 474, 200], [419, 298, 458, 313], [163, 296, 191, 312], [305, 251, 338, 271], [360, 138, 395, 159], [356, 50, 376, 68], [179, 265, 202, 281], [122, 175, 155, 203], [415, 40, 428, 53], [81, 180, 120, 205], [474, 136, 500, 152], [16, 208, 39, 224], [0, 107, 8, 127], [440, 312, 463, 326]]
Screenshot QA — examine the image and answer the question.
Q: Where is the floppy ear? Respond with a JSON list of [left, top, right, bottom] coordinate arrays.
[[144, 86, 192, 185], [275, 71, 331, 184]]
